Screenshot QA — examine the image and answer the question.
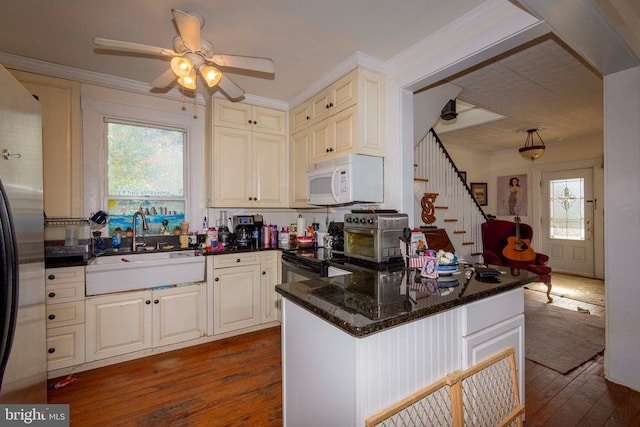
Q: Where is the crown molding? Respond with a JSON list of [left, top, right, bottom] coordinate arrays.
[[0, 50, 288, 109], [288, 51, 386, 108]]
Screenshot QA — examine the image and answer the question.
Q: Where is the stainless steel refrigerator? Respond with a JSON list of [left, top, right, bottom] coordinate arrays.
[[0, 64, 47, 403]]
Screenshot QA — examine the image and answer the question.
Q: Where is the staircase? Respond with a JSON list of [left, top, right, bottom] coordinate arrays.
[[413, 129, 488, 262]]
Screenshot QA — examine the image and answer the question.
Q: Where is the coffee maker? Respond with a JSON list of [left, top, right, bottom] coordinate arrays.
[[233, 214, 264, 248]]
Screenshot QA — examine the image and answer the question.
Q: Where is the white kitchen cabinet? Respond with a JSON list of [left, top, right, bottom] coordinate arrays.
[[310, 105, 357, 162], [9, 70, 82, 217], [260, 251, 281, 324], [211, 251, 280, 335], [210, 100, 286, 208], [212, 253, 261, 334], [153, 284, 207, 347], [290, 67, 384, 164], [460, 288, 525, 405], [213, 98, 286, 135], [289, 128, 311, 207], [85, 283, 206, 362], [45, 266, 85, 371]]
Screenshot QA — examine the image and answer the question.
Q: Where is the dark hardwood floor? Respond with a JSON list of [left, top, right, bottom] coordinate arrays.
[[49, 290, 640, 426]]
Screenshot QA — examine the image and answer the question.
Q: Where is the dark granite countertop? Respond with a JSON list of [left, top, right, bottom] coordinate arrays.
[[275, 264, 537, 338]]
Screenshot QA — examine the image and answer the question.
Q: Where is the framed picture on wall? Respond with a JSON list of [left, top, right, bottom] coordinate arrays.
[[470, 182, 488, 206], [496, 174, 527, 216]]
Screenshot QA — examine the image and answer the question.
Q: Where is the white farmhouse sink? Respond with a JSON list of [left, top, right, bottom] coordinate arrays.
[[86, 251, 205, 295]]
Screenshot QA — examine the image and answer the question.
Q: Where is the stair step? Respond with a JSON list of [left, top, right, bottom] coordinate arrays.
[[444, 219, 458, 223], [434, 206, 448, 210], [471, 252, 483, 256], [414, 177, 429, 182], [452, 231, 466, 234], [462, 242, 474, 246]]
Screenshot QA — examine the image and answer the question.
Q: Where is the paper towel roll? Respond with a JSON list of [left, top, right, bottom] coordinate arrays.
[[297, 216, 306, 236]]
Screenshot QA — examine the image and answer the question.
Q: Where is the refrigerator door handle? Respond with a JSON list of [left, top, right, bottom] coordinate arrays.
[[0, 178, 18, 387]]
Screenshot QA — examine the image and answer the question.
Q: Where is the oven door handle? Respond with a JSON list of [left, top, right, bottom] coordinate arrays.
[[282, 258, 321, 275]]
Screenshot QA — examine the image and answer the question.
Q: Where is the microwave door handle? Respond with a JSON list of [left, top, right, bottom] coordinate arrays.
[[330, 168, 340, 203]]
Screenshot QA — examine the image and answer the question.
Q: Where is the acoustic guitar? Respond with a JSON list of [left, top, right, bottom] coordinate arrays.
[[502, 216, 536, 262]]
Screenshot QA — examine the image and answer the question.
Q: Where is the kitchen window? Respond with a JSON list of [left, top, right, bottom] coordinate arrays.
[[105, 120, 187, 236]]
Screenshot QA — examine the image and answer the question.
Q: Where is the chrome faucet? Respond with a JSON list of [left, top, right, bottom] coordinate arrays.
[[132, 210, 149, 251]]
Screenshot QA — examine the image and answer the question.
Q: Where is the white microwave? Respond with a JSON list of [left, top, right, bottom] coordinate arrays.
[[307, 154, 383, 205]]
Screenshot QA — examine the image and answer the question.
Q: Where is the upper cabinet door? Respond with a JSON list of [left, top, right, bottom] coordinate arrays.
[[213, 127, 253, 207], [213, 99, 253, 130], [252, 106, 286, 135], [10, 70, 82, 217]]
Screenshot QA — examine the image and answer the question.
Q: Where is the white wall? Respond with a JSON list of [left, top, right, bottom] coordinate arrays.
[[603, 65, 640, 391], [445, 135, 605, 278]]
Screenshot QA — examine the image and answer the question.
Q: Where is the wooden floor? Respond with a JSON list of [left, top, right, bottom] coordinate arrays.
[[49, 290, 640, 426]]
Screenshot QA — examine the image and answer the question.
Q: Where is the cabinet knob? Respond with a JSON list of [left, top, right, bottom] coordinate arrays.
[[236, 258, 241, 263], [154, 299, 159, 304], [248, 120, 252, 124], [329, 102, 334, 107], [325, 148, 330, 153], [262, 271, 266, 275], [48, 274, 55, 280], [329, 148, 334, 152], [253, 197, 258, 201], [48, 348, 55, 354], [48, 314, 55, 320], [215, 277, 220, 282], [48, 292, 56, 298], [253, 120, 257, 124], [306, 116, 310, 120], [146, 300, 151, 304]]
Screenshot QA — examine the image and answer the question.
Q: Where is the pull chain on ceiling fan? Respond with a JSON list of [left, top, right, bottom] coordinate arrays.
[[93, 8, 274, 100]]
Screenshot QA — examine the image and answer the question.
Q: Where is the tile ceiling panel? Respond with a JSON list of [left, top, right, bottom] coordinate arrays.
[[436, 38, 603, 154]]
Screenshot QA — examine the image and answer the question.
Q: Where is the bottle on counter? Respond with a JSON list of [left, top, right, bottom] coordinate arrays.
[[279, 227, 289, 249], [112, 230, 121, 251]]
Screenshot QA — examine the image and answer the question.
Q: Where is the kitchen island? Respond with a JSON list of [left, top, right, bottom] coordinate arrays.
[[275, 265, 536, 426]]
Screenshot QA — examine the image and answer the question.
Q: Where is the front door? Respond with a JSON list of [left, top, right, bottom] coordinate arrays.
[[541, 168, 595, 276]]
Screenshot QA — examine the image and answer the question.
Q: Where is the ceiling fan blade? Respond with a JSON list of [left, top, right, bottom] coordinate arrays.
[[209, 54, 275, 74], [150, 69, 177, 88], [217, 74, 245, 100], [171, 9, 202, 52], [93, 38, 176, 56]]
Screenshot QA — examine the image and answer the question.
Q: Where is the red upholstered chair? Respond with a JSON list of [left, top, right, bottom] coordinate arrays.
[[481, 219, 553, 303]]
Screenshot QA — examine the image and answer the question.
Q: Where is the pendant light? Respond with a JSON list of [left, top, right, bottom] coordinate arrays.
[[519, 128, 546, 161]]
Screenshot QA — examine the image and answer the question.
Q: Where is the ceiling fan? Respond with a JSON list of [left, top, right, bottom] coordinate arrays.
[[93, 9, 275, 100]]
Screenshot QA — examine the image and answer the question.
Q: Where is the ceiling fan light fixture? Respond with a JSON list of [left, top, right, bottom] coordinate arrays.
[[518, 128, 546, 161], [171, 56, 193, 77], [200, 64, 222, 87], [177, 70, 197, 90]]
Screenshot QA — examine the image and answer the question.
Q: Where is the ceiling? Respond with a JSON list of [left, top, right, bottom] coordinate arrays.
[[0, 1, 630, 154], [432, 36, 604, 154], [0, 0, 484, 103]]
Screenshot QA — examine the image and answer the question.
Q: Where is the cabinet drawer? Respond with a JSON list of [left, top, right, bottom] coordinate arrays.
[[460, 288, 523, 336], [214, 252, 261, 268], [47, 324, 85, 371], [46, 281, 85, 304], [45, 266, 85, 285], [46, 301, 84, 328]]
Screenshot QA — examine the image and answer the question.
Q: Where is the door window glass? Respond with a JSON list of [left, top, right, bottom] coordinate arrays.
[[549, 178, 584, 240]]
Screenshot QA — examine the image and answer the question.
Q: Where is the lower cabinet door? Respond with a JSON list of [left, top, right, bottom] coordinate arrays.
[[461, 314, 525, 405], [153, 283, 206, 347], [46, 324, 85, 371], [213, 265, 261, 334], [85, 290, 152, 362]]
